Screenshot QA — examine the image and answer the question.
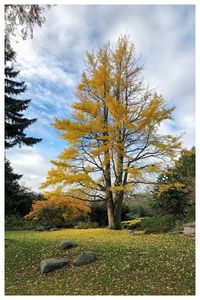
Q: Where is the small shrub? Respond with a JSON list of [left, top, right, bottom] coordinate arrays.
[[25, 193, 90, 227], [141, 214, 176, 233], [121, 218, 143, 229], [185, 205, 195, 222], [121, 205, 131, 220], [89, 204, 108, 227], [36, 206, 63, 227], [5, 215, 45, 230], [125, 213, 141, 220], [61, 219, 77, 228], [124, 205, 154, 220], [61, 213, 91, 228]]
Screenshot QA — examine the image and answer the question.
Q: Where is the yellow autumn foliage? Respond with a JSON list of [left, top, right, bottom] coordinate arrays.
[[110, 184, 132, 192], [107, 96, 128, 119], [25, 190, 90, 222], [146, 165, 161, 173], [59, 147, 77, 160], [73, 99, 100, 116], [90, 144, 110, 156], [40, 36, 182, 216], [157, 181, 185, 196], [127, 167, 141, 176]]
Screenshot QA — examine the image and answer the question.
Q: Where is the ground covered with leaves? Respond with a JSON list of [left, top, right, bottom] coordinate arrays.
[[5, 229, 195, 295]]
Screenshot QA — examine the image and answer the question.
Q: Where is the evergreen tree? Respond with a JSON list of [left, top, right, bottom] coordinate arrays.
[[175, 147, 195, 205], [151, 148, 195, 218], [5, 159, 37, 216], [5, 49, 42, 148], [5, 6, 46, 216], [5, 159, 22, 215], [151, 172, 189, 218]]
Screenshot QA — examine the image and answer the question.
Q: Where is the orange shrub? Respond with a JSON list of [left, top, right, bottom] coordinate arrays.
[[25, 192, 90, 226]]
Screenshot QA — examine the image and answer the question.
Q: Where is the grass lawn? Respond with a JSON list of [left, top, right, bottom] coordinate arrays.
[[5, 228, 195, 295]]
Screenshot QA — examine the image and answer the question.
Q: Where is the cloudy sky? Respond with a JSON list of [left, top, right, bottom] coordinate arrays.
[[6, 5, 195, 192]]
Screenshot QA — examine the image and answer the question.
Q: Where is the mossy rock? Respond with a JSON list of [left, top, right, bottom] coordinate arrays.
[[40, 258, 69, 274], [73, 251, 97, 266], [58, 240, 77, 250]]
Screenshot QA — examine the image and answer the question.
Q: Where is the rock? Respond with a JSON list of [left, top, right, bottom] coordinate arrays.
[[183, 227, 195, 236], [34, 226, 47, 231], [128, 230, 144, 236], [73, 251, 97, 266], [175, 228, 184, 234], [184, 222, 195, 228], [40, 258, 69, 274], [50, 228, 61, 231], [169, 231, 182, 235], [128, 230, 134, 236], [58, 240, 77, 250]]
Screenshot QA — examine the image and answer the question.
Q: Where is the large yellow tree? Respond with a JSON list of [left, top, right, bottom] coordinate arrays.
[[41, 36, 181, 229]]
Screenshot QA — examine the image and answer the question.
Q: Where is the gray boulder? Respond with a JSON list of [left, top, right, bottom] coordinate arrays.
[[183, 227, 195, 236], [58, 240, 77, 250], [50, 228, 61, 231], [34, 226, 48, 231], [128, 230, 145, 236], [73, 251, 97, 266], [40, 258, 69, 274], [184, 222, 195, 228]]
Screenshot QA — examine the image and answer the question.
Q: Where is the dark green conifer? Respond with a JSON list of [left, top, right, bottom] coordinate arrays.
[[5, 49, 42, 148]]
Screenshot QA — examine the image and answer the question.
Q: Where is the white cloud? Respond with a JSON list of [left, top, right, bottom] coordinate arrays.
[[6, 147, 51, 193], [103, 5, 195, 148], [13, 40, 77, 89]]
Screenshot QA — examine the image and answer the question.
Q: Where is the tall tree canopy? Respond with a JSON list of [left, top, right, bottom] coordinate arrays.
[[41, 36, 181, 229], [5, 5, 47, 52], [5, 49, 42, 148]]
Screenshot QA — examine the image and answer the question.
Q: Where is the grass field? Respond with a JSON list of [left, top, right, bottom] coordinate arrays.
[[5, 229, 195, 295]]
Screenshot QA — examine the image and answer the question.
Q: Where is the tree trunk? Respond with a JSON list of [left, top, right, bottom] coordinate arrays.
[[113, 191, 124, 230], [107, 199, 115, 229], [107, 191, 124, 230]]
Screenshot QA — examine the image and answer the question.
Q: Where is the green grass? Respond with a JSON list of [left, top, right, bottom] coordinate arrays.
[[5, 229, 195, 295]]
